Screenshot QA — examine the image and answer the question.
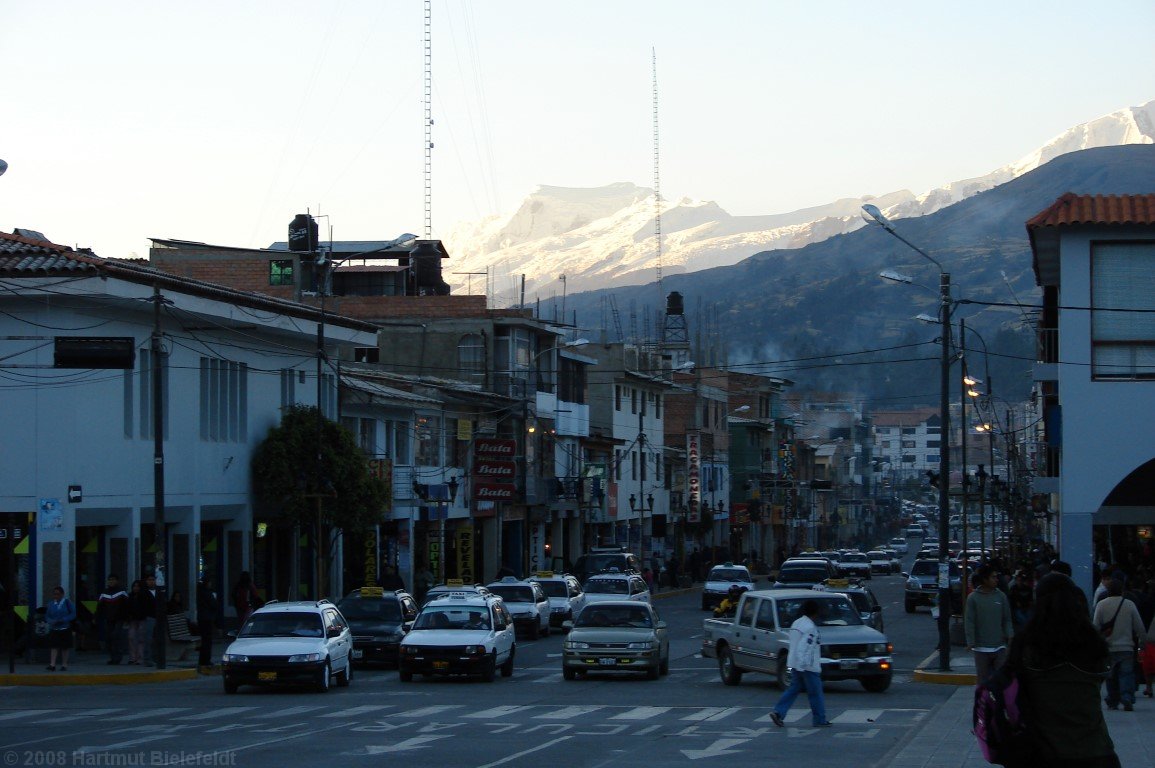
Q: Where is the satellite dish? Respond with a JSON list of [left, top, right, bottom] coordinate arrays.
[[0, 159, 7, 177]]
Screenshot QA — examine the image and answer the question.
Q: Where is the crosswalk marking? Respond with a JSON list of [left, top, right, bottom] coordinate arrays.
[[535, 705, 604, 720], [611, 707, 672, 721], [253, 705, 328, 719], [319, 705, 393, 718], [832, 709, 885, 724], [0, 710, 56, 721], [48, 708, 122, 722], [464, 706, 534, 719], [185, 706, 257, 720], [389, 705, 463, 718], [680, 707, 740, 722], [755, 709, 807, 723], [109, 707, 188, 720], [74, 735, 176, 752]]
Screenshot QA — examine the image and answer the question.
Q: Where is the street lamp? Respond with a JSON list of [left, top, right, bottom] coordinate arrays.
[[864, 203, 955, 672]]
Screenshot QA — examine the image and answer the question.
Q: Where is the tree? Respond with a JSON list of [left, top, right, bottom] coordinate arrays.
[[251, 406, 388, 593]]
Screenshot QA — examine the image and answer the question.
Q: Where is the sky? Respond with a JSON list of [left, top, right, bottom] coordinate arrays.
[[2, 1, 1154, 261]]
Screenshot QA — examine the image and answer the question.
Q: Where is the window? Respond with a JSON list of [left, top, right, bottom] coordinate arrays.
[[927, 440, 940, 448], [631, 388, 638, 414], [269, 259, 294, 286], [655, 394, 662, 418], [415, 416, 440, 466], [902, 454, 916, 463], [339, 417, 375, 453], [615, 385, 622, 411], [926, 426, 940, 434], [280, 369, 297, 409], [458, 334, 486, 386], [927, 454, 940, 464], [880, 440, 891, 449], [129, 348, 169, 440], [1092, 242, 1155, 379], [631, 451, 638, 481], [389, 420, 411, 464], [902, 440, 916, 449], [199, 357, 248, 442], [615, 450, 622, 481], [901, 427, 916, 435]]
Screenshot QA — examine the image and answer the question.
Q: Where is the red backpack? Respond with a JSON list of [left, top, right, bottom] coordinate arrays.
[[973, 665, 1036, 765]]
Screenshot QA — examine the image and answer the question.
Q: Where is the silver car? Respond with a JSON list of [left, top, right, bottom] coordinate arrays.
[[562, 601, 669, 680]]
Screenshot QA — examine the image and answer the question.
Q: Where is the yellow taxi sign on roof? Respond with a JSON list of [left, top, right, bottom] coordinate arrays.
[[825, 578, 851, 587], [534, 571, 555, 578], [359, 586, 385, 597], [446, 579, 465, 587]]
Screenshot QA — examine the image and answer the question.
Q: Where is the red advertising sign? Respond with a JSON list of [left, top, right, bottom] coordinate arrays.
[[474, 438, 517, 458], [473, 459, 517, 479], [473, 482, 517, 502]]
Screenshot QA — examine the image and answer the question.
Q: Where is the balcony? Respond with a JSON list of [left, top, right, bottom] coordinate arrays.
[[1034, 327, 1058, 382]]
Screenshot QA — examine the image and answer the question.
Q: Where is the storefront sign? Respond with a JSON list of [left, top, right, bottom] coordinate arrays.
[[457, 527, 475, 583], [473, 482, 516, 502], [687, 433, 701, 520], [529, 523, 545, 573], [364, 527, 378, 586], [474, 438, 517, 457], [473, 459, 517, 479]]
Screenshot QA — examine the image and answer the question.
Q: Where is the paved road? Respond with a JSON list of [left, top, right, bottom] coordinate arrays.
[[0, 562, 962, 768]]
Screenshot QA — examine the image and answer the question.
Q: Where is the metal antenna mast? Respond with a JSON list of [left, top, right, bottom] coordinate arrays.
[[652, 48, 662, 290], [424, 0, 433, 239]]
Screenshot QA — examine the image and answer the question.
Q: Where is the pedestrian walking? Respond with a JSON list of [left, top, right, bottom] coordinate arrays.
[[44, 586, 76, 671], [965, 564, 1014, 685], [96, 574, 128, 665], [769, 599, 832, 728], [1092, 578, 1144, 712], [1008, 570, 1034, 631], [231, 571, 263, 626], [1006, 572, 1120, 768], [196, 577, 220, 675]]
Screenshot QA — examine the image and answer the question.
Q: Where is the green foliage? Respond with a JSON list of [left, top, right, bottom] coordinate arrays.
[[251, 405, 387, 534]]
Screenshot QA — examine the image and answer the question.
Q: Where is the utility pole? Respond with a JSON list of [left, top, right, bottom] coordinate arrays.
[[151, 285, 168, 669]]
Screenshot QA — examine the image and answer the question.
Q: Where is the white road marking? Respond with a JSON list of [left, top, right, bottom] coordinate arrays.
[[108, 707, 188, 720], [534, 705, 604, 720], [185, 706, 258, 720], [319, 705, 394, 718], [389, 705, 463, 718], [0, 710, 56, 721], [681, 707, 741, 722], [474, 736, 573, 768], [611, 707, 672, 720], [253, 705, 328, 719], [46, 708, 123, 722], [832, 709, 885, 724], [464, 706, 534, 719]]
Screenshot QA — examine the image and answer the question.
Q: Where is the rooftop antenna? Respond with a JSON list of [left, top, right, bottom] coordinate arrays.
[[424, 0, 433, 239], [652, 48, 663, 292]]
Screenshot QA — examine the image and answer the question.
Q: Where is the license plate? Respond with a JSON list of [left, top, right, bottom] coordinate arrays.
[[351, 649, 363, 659], [598, 657, 617, 666], [839, 659, 859, 670], [433, 660, 449, 670], [258, 671, 277, 681]]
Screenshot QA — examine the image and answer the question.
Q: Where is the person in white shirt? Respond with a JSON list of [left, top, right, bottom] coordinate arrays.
[[1092, 579, 1144, 711], [770, 599, 831, 728]]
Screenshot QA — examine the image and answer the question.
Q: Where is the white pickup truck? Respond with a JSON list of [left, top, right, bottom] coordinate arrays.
[[700, 588, 894, 692]]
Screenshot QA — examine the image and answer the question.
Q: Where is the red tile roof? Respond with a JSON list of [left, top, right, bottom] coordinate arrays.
[[1027, 193, 1155, 229]]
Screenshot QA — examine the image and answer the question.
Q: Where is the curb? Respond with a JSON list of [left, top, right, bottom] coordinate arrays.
[[912, 650, 976, 686], [652, 586, 698, 601], [0, 668, 199, 686]]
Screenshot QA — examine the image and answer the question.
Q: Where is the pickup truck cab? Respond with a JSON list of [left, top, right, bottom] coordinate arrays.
[[701, 588, 893, 693]]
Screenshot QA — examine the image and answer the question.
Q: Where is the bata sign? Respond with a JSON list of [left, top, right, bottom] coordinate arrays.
[[474, 483, 516, 501], [473, 459, 516, 478], [474, 438, 516, 457], [473, 438, 517, 502]]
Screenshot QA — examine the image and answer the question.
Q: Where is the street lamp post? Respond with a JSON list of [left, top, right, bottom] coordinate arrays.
[[864, 204, 954, 671]]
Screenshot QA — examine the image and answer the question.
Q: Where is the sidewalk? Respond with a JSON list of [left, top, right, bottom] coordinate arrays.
[[895, 650, 1153, 767], [0, 647, 200, 686]]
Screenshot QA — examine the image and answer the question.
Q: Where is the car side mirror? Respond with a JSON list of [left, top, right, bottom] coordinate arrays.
[[328, 627, 342, 638], [402, 621, 413, 633], [495, 621, 507, 631], [562, 620, 574, 630], [655, 621, 667, 629], [900, 572, 909, 578], [226, 630, 238, 640]]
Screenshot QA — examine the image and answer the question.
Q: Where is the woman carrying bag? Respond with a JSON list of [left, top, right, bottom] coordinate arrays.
[[45, 586, 77, 671]]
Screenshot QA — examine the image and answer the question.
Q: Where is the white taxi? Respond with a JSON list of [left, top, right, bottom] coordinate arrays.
[[398, 591, 516, 682], [701, 562, 756, 611], [581, 572, 650, 606], [529, 571, 585, 629], [485, 577, 551, 638]]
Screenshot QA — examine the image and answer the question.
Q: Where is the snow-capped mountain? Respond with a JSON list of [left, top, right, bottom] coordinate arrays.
[[444, 99, 1155, 302]]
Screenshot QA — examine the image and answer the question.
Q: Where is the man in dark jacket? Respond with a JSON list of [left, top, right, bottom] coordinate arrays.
[[195, 578, 220, 675], [97, 574, 128, 665]]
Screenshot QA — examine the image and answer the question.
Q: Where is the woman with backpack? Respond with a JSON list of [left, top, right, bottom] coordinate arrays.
[[1006, 572, 1119, 768]]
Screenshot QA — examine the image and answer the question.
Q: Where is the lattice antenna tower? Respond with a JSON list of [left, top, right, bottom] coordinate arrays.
[[423, 0, 433, 239], [652, 48, 663, 291]]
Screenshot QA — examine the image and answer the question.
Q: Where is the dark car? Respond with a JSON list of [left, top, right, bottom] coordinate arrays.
[[772, 558, 838, 589], [903, 559, 963, 613], [572, 549, 641, 585], [335, 587, 419, 666]]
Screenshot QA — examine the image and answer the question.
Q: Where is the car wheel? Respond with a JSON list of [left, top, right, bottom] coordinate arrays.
[[701, 597, 711, 611], [563, 667, 577, 681], [718, 647, 742, 686], [481, 653, 497, 682], [659, 654, 670, 676], [315, 660, 331, 693], [646, 663, 660, 681], [904, 600, 916, 614], [399, 668, 413, 682], [540, 620, 550, 638], [336, 656, 352, 687], [223, 678, 239, 695], [861, 675, 892, 693], [501, 646, 515, 677], [776, 657, 793, 690]]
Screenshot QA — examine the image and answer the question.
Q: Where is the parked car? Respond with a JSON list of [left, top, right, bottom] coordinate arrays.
[[562, 601, 669, 680], [221, 599, 354, 694], [701, 588, 893, 692]]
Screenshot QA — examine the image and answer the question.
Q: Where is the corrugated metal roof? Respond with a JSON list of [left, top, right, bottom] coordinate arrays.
[[340, 373, 442, 404], [1026, 193, 1155, 229]]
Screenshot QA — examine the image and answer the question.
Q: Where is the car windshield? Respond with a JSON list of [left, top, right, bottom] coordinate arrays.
[[867, 552, 888, 560], [576, 605, 653, 628], [779, 566, 828, 583], [842, 592, 871, 613], [776, 597, 863, 627], [413, 607, 490, 630], [843, 554, 868, 563], [488, 585, 535, 603], [708, 568, 749, 582], [239, 612, 324, 638], [585, 579, 629, 594], [579, 554, 631, 574], [336, 599, 402, 621], [534, 581, 569, 598], [911, 560, 961, 577]]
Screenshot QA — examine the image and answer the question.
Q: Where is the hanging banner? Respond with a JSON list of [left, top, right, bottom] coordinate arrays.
[[687, 433, 701, 522], [457, 526, 475, 584]]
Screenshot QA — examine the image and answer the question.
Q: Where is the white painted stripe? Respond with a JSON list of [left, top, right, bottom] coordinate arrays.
[[755, 709, 807, 723], [681, 707, 740, 722], [253, 705, 327, 719], [610, 707, 671, 721], [319, 705, 393, 719], [532, 673, 561, 683], [109, 707, 188, 720], [74, 735, 176, 752], [475, 736, 572, 768], [389, 705, 463, 718], [463, 706, 533, 719], [0, 710, 56, 721], [534, 705, 603, 720], [832, 709, 885, 724], [48, 709, 122, 722], [185, 706, 257, 720]]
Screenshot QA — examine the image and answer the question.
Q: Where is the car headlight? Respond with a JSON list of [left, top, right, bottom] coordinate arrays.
[[463, 645, 485, 655], [221, 653, 248, 663], [287, 652, 323, 663], [627, 641, 655, 650], [869, 643, 893, 655], [566, 641, 590, 650], [401, 645, 420, 655], [906, 578, 920, 589]]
